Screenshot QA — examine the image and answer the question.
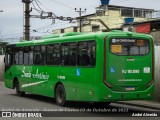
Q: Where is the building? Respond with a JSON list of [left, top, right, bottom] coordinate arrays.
[[0, 42, 7, 55], [123, 19, 160, 43], [53, 5, 157, 34]]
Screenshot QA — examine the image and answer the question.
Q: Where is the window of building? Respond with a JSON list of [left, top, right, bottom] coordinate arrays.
[[121, 8, 133, 17], [78, 41, 96, 67], [73, 27, 78, 32], [61, 29, 64, 33], [92, 25, 100, 32], [134, 9, 143, 18]]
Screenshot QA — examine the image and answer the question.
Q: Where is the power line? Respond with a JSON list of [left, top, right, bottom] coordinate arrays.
[[32, 1, 42, 13], [34, 0, 43, 11], [49, 0, 74, 10], [36, 0, 52, 12], [2, 32, 23, 37]]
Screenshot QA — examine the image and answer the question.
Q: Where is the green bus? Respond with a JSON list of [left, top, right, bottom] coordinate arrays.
[[4, 31, 154, 106]]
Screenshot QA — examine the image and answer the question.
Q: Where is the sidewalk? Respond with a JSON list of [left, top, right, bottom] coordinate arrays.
[[0, 81, 4, 86], [116, 100, 160, 110]]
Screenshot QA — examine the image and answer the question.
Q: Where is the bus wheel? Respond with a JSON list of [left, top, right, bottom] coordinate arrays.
[[55, 84, 66, 106], [15, 81, 25, 96]]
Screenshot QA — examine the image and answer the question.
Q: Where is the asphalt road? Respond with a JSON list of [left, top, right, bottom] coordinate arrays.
[[0, 81, 159, 120]]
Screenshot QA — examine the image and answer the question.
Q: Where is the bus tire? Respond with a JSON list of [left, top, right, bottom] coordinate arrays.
[[15, 81, 25, 96], [55, 84, 66, 106]]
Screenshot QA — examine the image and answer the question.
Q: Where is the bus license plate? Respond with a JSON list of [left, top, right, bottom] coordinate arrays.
[[125, 87, 135, 91]]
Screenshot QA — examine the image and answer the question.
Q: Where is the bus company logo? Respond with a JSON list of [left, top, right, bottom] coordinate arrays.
[[2, 112, 11, 117], [21, 67, 49, 80]]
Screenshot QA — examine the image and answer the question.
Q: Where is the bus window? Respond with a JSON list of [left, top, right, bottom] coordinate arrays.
[[61, 42, 76, 66], [46, 45, 54, 65], [110, 39, 149, 56], [34, 46, 46, 65], [6, 47, 13, 66], [41, 46, 46, 65], [14, 48, 19, 64], [18, 47, 23, 65], [88, 41, 96, 66], [78, 40, 96, 67], [53, 44, 60, 65], [29, 47, 33, 65], [61, 43, 69, 65], [24, 47, 29, 65], [34, 46, 41, 65], [69, 42, 76, 66]]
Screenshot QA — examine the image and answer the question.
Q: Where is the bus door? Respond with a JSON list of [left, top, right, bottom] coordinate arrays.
[[105, 37, 153, 92], [76, 41, 96, 101], [5, 46, 14, 88]]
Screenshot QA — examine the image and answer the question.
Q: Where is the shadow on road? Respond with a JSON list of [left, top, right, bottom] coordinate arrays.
[[8, 93, 142, 117], [9, 93, 115, 109]]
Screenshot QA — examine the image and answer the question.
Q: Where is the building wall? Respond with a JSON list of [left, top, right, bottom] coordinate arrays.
[[154, 46, 160, 101], [53, 29, 61, 34], [123, 22, 160, 43], [0, 55, 4, 81], [151, 31, 160, 43], [53, 27, 78, 34]]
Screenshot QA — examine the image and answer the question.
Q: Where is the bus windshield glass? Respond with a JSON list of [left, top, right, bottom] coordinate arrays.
[[110, 38, 149, 56]]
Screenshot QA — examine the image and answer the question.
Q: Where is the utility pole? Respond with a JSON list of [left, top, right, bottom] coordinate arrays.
[[75, 8, 86, 32], [22, 0, 32, 41]]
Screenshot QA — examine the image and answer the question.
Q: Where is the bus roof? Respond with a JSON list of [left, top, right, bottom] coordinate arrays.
[[6, 31, 153, 47]]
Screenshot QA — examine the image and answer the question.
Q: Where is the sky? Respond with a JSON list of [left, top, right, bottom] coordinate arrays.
[[0, 0, 160, 42]]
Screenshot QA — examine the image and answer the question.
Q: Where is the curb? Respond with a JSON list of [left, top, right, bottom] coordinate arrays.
[[115, 101, 160, 110]]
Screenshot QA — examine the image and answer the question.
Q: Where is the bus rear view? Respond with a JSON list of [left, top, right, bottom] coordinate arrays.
[[101, 34, 154, 101]]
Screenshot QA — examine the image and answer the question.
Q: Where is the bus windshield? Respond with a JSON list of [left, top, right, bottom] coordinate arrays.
[[110, 38, 149, 56]]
